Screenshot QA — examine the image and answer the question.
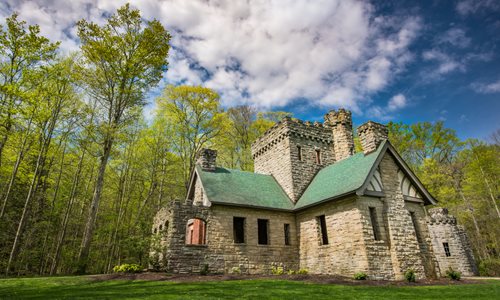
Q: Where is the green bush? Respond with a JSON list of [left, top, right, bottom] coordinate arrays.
[[353, 272, 368, 280], [231, 266, 241, 274], [271, 266, 284, 275], [445, 268, 461, 281], [479, 258, 500, 277], [404, 269, 416, 282], [200, 264, 209, 276], [287, 269, 296, 275], [297, 268, 309, 275], [113, 264, 142, 273]]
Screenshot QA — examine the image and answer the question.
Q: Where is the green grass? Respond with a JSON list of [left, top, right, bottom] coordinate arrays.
[[0, 276, 498, 299]]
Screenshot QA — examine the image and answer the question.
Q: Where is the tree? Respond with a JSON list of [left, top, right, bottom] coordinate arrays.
[[75, 4, 170, 273], [0, 13, 58, 168], [156, 85, 226, 190]]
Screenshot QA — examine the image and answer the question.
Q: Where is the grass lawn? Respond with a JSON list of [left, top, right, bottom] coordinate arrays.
[[0, 276, 498, 300]]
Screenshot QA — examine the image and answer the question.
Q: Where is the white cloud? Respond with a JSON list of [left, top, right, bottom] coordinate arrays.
[[437, 28, 470, 48], [422, 49, 465, 76], [471, 79, 500, 94], [388, 94, 407, 111], [456, 0, 500, 16], [0, 0, 423, 113]]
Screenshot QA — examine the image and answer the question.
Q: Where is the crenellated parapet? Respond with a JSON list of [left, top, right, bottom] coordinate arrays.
[[251, 117, 332, 160]]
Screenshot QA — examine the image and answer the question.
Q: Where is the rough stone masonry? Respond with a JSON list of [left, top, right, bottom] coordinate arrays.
[[150, 108, 477, 280]]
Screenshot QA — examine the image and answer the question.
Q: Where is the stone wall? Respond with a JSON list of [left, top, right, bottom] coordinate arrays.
[[324, 109, 354, 161], [252, 117, 334, 202], [427, 208, 478, 276], [358, 121, 388, 154], [296, 196, 370, 276], [378, 153, 426, 280]]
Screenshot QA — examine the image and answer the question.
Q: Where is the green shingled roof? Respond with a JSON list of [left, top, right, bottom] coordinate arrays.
[[196, 165, 294, 210], [196, 141, 387, 211], [294, 141, 386, 209]]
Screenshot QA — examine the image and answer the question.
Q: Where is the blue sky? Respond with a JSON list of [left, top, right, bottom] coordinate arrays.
[[1, 0, 499, 140]]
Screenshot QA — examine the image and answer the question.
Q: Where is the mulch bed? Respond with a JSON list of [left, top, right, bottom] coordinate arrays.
[[88, 272, 484, 286]]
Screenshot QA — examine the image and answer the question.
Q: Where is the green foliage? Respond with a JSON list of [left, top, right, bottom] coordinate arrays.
[[112, 264, 142, 273], [404, 269, 416, 282], [271, 266, 285, 275], [297, 269, 309, 275], [353, 272, 368, 280], [445, 268, 461, 281], [231, 267, 241, 274], [478, 258, 500, 277], [287, 269, 296, 275]]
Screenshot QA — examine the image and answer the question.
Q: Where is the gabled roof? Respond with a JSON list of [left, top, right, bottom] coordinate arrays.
[[191, 140, 436, 211], [195, 165, 294, 211], [294, 141, 385, 210]]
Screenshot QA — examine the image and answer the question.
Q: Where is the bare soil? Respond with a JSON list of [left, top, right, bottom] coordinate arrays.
[[88, 272, 485, 286]]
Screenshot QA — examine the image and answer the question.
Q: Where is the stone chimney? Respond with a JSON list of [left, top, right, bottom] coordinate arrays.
[[357, 121, 388, 155], [197, 148, 217, 171], [324, 108, 354, 161]]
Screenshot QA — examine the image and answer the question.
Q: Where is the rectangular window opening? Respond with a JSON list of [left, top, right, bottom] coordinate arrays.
[[317, 215, 329, 245], [284, 224, 290, 245], [258, 219, 269, 245], [315, 149, 321, 164], [233, 217, 245, 244], [297, 146, 302, 161], [443, 242, 451, 257], [410, 211, 422, 243], [369, 207, 381, 241]]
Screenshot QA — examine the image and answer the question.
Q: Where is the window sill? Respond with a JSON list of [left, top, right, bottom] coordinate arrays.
[[185, 244, 208, 248]]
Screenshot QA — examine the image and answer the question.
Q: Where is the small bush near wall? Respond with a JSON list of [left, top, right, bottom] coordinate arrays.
[[404, 269, 416, 282], [446, 268, 461, 281], [353, 272, 368, 280], [200, 264, 209, 275], [113, 264, 142, 273]]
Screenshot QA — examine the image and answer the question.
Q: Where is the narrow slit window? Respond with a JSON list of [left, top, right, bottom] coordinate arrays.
[[297, 146, 302, 161], [410, 212, 422, 243], [443, 242, 451, 257], [317, 215, 328, 245], [233, 217, 245, 244], [284, 224, 290, 245], [369, 207, 381, 241], [315, 149, 321, 164], [258, 219, 269, 245]]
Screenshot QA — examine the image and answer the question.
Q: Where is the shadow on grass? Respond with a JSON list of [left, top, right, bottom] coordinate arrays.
[[0, 277, 499, 300]]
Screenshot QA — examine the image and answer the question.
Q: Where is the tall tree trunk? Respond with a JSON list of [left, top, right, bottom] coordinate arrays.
[[0, 115, 34, 218], [77, 136, 113, 273], [50, 150, 86, 275]]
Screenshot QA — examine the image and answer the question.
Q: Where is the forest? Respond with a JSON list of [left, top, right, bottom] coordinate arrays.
[[0, 5, 498, 277]]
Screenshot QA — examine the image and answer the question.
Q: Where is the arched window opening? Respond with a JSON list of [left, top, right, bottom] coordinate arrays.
[[153, 228, 157, 234], [159, 224, 163, 231], [165, 221, 169, 233], [186, 218, 206, 245]]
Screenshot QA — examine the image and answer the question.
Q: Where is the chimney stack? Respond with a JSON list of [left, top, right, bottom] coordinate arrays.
[[324, 108, 354, 161], [357, 121, 388, 155], [197, 148, 217, 171]]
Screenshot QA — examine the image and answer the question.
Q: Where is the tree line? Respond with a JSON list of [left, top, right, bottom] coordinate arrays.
[[0, 5, 498, 276]]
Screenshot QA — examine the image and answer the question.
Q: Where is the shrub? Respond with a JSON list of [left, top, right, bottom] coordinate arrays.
[[446, 268, 461, 281], [200, 264, 209, 276], [287, 269, 296, 275], [113, 264, 142, 273], [271, 266, 284, 275], [297, 269, 309, 275], [353, 272, 368, 280], [404, 269, 416, 282], [231, 266, 241, 274], [479, 258, 500, 277]]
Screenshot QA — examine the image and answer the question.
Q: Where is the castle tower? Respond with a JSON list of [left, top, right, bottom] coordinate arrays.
[[251, 117, 335, 203], [324, 109, 354, 161], [357, 121, 388, 154]]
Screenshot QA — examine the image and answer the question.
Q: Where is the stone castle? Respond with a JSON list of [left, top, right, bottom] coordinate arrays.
[[150, 109, 477, 280]]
